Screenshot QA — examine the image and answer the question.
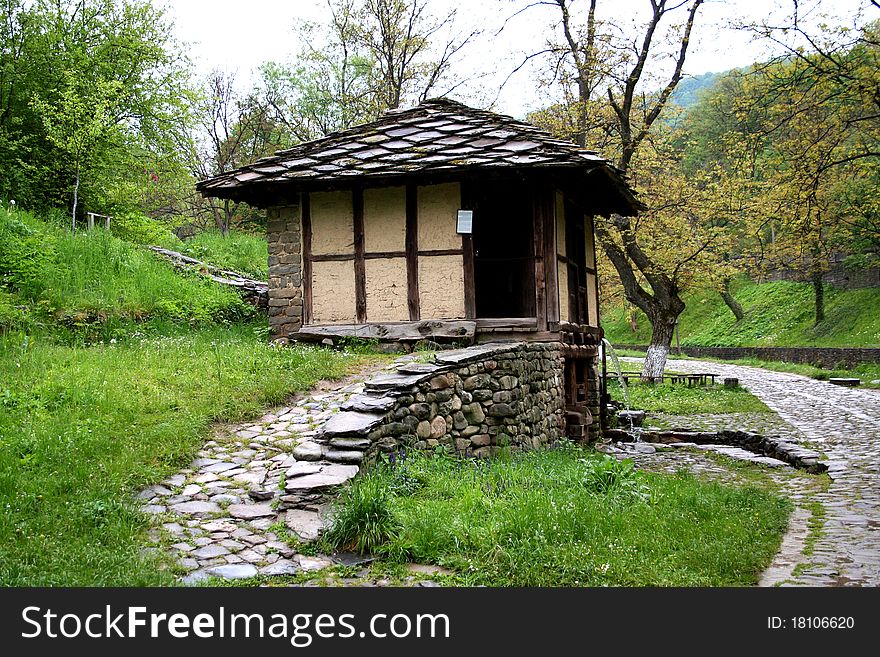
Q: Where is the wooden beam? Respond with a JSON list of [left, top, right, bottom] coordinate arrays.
[[544, 188, 559, 324], [533, 187, 547, 332], [301, 192, 313, 325], [475, 330, 562, 344], [295, 320, 476, 343], [311, 253, 356, 262], [406, 184, 420, 320], [475, 317, 538, 329], [352, 188, 367, 323]]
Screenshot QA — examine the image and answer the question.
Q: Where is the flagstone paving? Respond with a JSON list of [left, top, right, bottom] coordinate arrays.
[[622, 356, 880, 586], [140, 351, 878, 587]]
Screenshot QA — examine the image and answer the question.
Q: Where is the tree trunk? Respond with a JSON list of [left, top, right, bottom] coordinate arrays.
[[642, 310, 677, 380], [629, 307, 638, 334], [72, 163, 80, 232], [720, 279, 744, 320], [812, 270, 825, 325]]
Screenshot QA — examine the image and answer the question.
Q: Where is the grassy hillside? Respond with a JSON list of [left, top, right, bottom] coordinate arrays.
[[602, 278, 880, 348], [0, 208, 255, 337]]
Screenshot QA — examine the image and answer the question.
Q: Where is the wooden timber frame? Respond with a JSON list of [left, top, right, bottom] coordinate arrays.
[[296, 172, 590, 341]]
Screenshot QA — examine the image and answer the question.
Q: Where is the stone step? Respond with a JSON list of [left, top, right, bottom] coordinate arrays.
[[364, 372, 430, 392], [284, 464, 359, 492], [323, 448, 365, 464], [319, 411, 385, 437], [340, 394, 397, 413], [329, 437, 371, 450]]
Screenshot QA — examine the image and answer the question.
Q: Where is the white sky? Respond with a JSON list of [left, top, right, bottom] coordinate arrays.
[[163, 0, 872, 118]]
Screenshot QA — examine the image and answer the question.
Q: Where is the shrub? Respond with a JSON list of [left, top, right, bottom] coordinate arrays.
[[324, 473, 402, 555], [110, 212, 179, 246], [582, 454, 650, 503], [0, 211, 53, 296]]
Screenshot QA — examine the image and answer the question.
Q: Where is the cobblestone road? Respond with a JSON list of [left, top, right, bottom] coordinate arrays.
[[632, 357, 880, 586]]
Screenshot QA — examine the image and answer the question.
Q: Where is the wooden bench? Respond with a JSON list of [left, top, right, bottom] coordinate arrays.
[[617, 373, 718, 387]]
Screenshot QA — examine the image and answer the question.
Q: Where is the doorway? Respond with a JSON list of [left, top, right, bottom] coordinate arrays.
[[470, 182, 536, 318]]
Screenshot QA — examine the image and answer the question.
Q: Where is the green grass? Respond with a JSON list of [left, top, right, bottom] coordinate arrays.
[[0, 208, 253, 330], [171, 229, 268, 279], [602, 278, 880, 348], [0, 322, 363, 585], [324, 447, 791, 586], [607, 379, 772, 415]]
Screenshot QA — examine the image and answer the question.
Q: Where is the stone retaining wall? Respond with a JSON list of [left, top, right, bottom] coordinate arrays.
[[613, 344, 880, 369], [300, 342, 568, 467]]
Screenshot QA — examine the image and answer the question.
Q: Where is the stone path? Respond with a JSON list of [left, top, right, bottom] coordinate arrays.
[[138, 363, 445, 586], [624, 356, 880, 586]]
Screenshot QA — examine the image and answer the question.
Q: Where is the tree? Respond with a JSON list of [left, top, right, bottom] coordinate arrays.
[[519, 0, 707, 377], [185, 71, 286, 235], [259, 0, 477, 142], [681, 3, 880, 325], [0, 0, 191, 217], [31, 71, 121, 228]]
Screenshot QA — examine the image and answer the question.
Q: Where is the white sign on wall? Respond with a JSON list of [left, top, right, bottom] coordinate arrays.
[[456, 209, 473, 234]]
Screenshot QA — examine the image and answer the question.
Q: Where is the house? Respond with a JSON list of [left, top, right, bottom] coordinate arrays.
[[198, 98, 641, 442]]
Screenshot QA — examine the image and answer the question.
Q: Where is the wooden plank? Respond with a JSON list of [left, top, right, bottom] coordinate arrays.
[[475, 330, 561, 344], [475, 317, 538, 329], [544, 188, 559, 324], [460, 180, 476, 320], [310, 253, 357, 262], [418, 249, 464, 257], [406, 184, 420, 321], [533, 187, 547, 332], [301, 192, 313, 325], [462, 234, 476, 319], [352, 187, 367, 323], [352, 249, 465, 260], [295, 320, 476, 342]]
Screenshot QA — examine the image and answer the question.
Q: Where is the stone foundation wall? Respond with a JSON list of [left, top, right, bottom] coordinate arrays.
[[311, 342, 569, 466], [267, 205, 304, 338]]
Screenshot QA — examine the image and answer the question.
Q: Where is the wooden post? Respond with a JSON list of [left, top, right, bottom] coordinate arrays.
[[352, 188, 367, 324], [104, 215, 111, 229], [301, 193, 313, 325], [533, 187, 547, 332], [405, 184, 420, 321], [87, 212, 95, 230]]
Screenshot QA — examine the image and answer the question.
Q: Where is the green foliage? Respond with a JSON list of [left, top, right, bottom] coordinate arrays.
[[324, 471, 403, 556], [110, 211, 179, 246], [0, 210, 54, 295], [603, 278, 880, 348], [581, 455, 650, 503], [0, 0, 192, 215], [0, 208, 252, 329], [330, 448, 790, 586], [177, 230, 268, 279], [607, 379, 771, 415], [0, 324, 361, 585]]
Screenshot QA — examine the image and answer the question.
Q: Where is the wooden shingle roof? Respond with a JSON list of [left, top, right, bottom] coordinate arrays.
[[197, 98, 641, 214]]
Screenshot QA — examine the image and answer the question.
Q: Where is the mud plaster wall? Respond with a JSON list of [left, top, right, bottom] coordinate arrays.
[[587, 273, 598, 326], [311, 191, 354, 256], [364, 186, 406, 253], [419, 254, 465, 318], [267, 205, 303, 338], [312, 260, 356, 324], [365, 257, 409, 322], [417, 182, 461, 251]]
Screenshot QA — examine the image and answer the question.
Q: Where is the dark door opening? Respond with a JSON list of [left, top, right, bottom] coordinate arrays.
[[470, 182, 536, 318]]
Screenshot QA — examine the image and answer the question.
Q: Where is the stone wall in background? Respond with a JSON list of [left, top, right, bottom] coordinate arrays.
[[267, 205, 304, 339], [612, 344, 880, 369], [298, 342, 570, 467]]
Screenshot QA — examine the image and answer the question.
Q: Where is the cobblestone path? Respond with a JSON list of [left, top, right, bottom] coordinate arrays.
[[139, 362, 448, 587], [627, 357, 880, 586]]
